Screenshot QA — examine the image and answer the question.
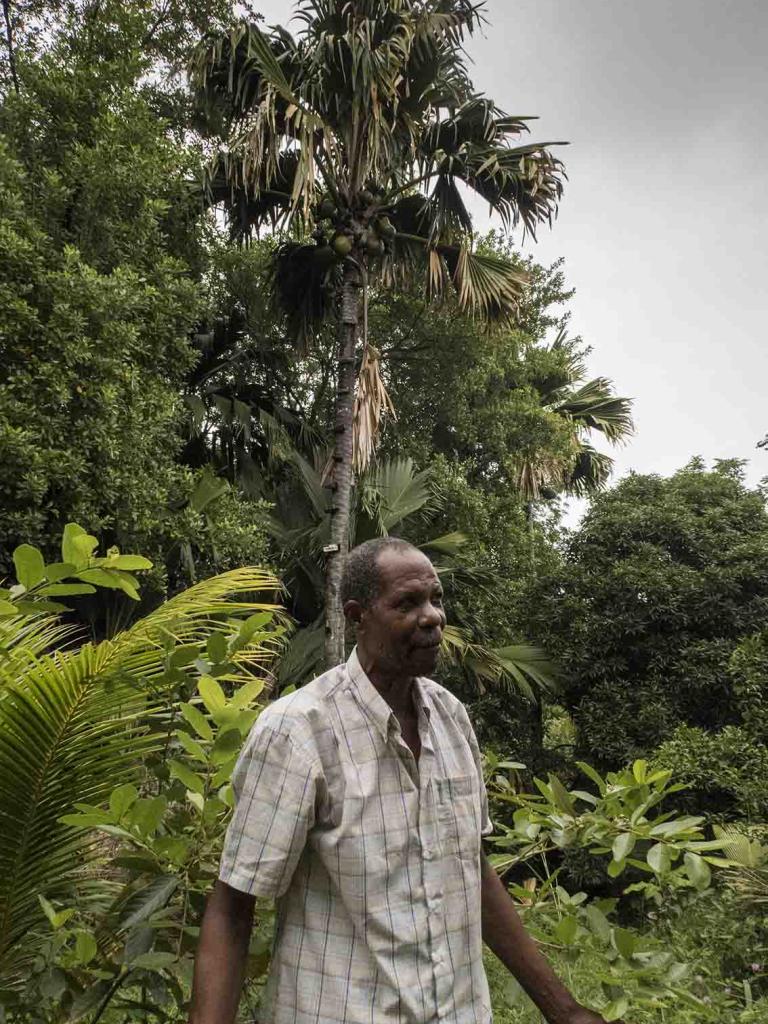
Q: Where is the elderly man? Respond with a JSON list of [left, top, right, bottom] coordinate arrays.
[[189, 538, 620, 1024]]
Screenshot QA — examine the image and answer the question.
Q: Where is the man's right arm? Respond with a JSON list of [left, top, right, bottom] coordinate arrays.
[[189, 880, 256, 1024]]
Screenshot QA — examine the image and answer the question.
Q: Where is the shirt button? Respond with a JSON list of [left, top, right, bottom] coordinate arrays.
[[423, 847, 434, 860]]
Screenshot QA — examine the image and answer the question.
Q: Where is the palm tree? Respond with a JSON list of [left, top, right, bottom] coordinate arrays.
[[190, 0, 566, 666], [515, 329, 635, 502]]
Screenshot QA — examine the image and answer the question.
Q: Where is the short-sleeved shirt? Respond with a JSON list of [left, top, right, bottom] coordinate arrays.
[[219, 648, 494, 1024]]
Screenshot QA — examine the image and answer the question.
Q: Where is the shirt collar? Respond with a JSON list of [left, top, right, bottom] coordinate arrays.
[[346, 647, 431, 741]]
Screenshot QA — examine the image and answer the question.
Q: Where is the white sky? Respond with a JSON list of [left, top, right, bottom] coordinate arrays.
[[251, 0, 768, 515]]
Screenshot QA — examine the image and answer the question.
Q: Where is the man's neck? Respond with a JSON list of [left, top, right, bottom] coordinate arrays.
[[357, 648, 416, 719]]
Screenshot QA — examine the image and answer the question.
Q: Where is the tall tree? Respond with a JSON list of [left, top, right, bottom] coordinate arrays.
[[191, 0, 566, 666], [525, 460, 768, 773]]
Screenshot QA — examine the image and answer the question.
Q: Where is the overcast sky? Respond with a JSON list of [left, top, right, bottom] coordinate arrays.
[[253, 0, 768, 512]]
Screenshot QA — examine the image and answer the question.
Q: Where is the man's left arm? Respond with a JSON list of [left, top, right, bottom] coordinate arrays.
[[480, 853, 623, 1024]]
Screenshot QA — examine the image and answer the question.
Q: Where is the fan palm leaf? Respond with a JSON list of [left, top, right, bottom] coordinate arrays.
[[440, 625, 559, 703], [0, 568, 283, 982]]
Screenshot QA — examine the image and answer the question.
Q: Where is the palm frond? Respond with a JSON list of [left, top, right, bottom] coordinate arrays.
[[0, 569, 283, 982], [270, 241, 339, 348], [440, 625, 559, 702], [565, 445, 615, 498], [447, 245, 529, 320], [358, 457, 433, 535], [353, 345, 396, 473], [555, 378, 635, 442]]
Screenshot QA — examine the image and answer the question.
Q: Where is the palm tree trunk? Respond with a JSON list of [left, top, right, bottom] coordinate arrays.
[[324, 263, 360, 668], [2, 0, 19, 96]]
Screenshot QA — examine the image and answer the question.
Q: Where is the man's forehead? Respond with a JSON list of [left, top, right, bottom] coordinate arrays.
[[376, 549, 440, 591]]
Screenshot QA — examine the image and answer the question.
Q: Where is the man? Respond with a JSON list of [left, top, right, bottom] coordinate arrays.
[[189, 538, 622, 1024]]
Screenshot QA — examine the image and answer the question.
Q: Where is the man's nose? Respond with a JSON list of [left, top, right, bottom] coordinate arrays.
[[419, 602, 444, 628]]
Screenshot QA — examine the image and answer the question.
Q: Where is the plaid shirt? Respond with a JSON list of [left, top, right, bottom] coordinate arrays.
[[220, 649, 494, 1024]]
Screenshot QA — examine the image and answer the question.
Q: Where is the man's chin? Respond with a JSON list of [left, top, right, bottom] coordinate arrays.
[[409, 646, 440, 676]]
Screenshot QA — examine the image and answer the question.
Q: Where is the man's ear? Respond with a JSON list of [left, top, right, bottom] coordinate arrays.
[[343, 599, 364, 625]]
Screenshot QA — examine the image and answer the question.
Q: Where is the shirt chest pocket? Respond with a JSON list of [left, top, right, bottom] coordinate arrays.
[[435, 774, 480, 861]]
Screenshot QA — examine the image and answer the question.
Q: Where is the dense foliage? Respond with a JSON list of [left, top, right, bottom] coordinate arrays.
[[526, 461, 768, 798], [1, 1, 767, 1022]]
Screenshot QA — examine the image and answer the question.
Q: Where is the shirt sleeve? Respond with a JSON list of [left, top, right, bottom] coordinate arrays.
[[219, 718, 321, 898], [454, 700, 494, 837]]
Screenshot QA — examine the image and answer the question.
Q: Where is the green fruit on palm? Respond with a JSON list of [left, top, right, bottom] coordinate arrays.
[[318, 196, 336, 219], [332, 233, 353, 259], [359, 188, 374, 206], [375, 216, 396, 240], [366, 235, 384, 257]]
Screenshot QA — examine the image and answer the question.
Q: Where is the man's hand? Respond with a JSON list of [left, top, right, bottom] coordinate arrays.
[[479, 855, 628, 1024]]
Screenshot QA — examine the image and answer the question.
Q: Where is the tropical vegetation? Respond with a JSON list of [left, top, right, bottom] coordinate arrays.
[[0, 1, 766, 1022]]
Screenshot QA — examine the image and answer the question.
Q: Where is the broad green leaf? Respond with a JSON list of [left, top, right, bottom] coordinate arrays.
[[554, 915, 578, 945], [212, 757, 238, 788], [187, 791, 205, 812], [110, 784, 139, 821], [199, 675, 226, 716], [647, 842, 671, 874], [77, 568, 140, 601], [43, 562, 77, 582], [207, 632, 229, 664], [124, 924, 155, 964], [13, 544, 45, 589], [607, 858, 626, 878], [103, 555, 153, 570], [585, 904, 611, 944], [38, 894, 59, 927], [548, 774, 575, 814], [38, 895, 75, 931], [576, 761, 607, 795], [235, 708, 260, 736], [0, 600, 17, 616], [230, 678, 266, 709], [603, 995, 629, 1022], [683, 851, 711, 890], [129, 796, 167, 838], [612, 927, 637, 959], [180, 702, 213, 741], [212, 728, 243, 765], [38, 584, 96, 597], [61, 524, 98, 568], [176, 730, 209, 763], [74, 930, 98, 965], [154, 836, 191, 866], [59, 811, 114, 829], [632, 759, 648, 783], [171, 644, 201, 669], [119, 875, 179, 932], [13, 599, 68, 614], [612, 832, 635, 863], [131, 951, 178, 970], [168, 759, 205, 794], [239, 611, 273, 645]]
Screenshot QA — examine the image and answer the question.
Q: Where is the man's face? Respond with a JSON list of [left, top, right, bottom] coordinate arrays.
[[353, 548, 447, 677]]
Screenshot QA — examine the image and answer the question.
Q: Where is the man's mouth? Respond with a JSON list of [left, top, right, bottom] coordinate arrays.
[[414, 637, 442, 651]]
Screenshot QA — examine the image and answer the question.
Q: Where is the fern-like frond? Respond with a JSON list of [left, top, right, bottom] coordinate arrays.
[[0, 568, 283, 984]]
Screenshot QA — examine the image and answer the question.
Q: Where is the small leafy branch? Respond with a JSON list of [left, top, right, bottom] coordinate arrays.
[[1, 524, 152, 616], [487, 759, 729, 897], [486, 759, 736, 1021], [20, 613, 283, 1022]]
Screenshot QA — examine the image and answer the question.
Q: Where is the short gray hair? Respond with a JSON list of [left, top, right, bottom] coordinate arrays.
[[341, 537, 421, 609]]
